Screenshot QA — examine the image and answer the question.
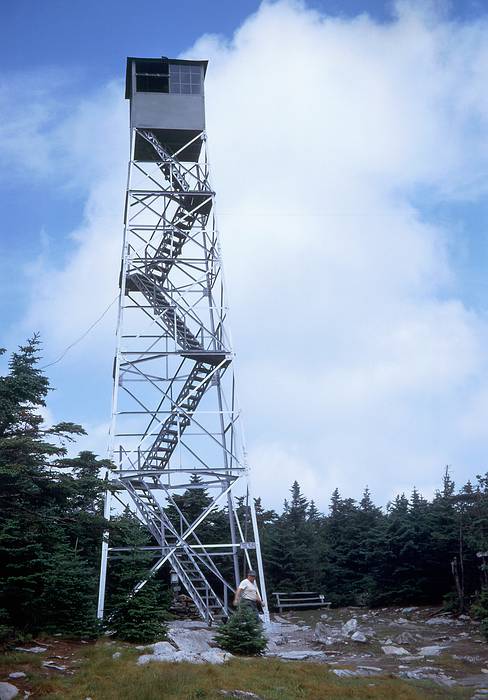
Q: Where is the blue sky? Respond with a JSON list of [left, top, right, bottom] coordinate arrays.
[[2, 0, 488, 509]]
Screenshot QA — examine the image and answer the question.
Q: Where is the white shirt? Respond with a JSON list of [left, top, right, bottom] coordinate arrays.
[[238, 578, 258, 601]]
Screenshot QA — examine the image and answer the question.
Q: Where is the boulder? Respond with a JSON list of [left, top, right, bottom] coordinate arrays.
[[381, 645, 410, 656], [137, 637, 232, 666], [7, 675, 25, 681], [0, 683, 18, 700], [152, 641, 177, 656], [342, 618, 358, 635], [199, 650, 232, 664], [14, 646, 47, 654], [167, 627, 214, 654], [351, 631, 367, 643]]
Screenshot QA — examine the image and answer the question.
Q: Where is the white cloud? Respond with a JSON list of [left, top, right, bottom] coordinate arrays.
[[5, 0, 488, 509], [14, 82, 127, 357]]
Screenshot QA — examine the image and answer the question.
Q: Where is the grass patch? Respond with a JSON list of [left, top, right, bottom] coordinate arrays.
[[0, 642, 474, 700]]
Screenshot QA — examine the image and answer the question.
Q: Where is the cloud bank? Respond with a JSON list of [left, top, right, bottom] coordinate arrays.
[[6, 0, 488, 509]]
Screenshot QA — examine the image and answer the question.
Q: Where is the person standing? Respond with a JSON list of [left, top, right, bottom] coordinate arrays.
[[233, 569, 264, 618]]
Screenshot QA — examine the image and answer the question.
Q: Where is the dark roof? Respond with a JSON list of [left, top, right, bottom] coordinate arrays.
[[125, 57, 208, 99]]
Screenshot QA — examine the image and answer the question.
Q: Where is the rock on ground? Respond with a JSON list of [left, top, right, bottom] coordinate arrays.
[[381, 645, 411, 656], [426, 617, 454, 626], [394, 632, 417, 645], [351, 631, 367, 643], [333, 669, 357, 678], [42, 662, 67, 672], [314, 621, 344, 646], [14, 647, 46, 654], [418, 645, 445, 656], [137, 632, 232, 666], [219, 692, 264, 699], [399, 669, 455, 687], [7, 675, 25, 681], [272, 650, 325, 661], [167, 626, 216, 654], [342, 618, 358, 635], [0, 683, 19, 700]]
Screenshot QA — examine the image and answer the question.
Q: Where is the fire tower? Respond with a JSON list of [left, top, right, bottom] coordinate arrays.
[[97, 57, 269, 624]]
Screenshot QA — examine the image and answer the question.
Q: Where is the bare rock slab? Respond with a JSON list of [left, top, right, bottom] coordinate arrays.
[[14, 647, 47, 654], [273, 650, 325, 661], [167, 626, 214, 654], [137, 636, 232, 666], [400, 669, 455, 687]]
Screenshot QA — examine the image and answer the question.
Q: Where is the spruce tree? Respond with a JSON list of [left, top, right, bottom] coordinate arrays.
[[214, 604, 267, 655], [109, 580, 168, 643]]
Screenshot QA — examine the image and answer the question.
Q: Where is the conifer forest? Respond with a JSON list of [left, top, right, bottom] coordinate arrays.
[[2, 338, 488, 641]]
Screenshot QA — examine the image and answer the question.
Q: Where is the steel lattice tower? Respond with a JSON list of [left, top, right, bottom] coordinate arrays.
[[97, 57, 269, 624]]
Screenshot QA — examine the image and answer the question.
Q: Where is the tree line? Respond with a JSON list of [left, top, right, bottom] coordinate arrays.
[[1, 338, 488, 641]]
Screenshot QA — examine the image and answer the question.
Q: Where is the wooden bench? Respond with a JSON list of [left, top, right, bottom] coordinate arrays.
[[272, 591, 331, 613]]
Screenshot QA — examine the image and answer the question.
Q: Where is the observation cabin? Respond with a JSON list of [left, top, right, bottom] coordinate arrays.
[[126, 56, 208, 162]]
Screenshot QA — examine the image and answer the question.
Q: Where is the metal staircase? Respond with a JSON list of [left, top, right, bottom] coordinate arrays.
[[143, 358, 228, 470], [122, 477, 228, 622]]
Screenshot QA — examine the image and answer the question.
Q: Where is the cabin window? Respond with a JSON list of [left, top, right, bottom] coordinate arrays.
[[169, 64, 202, 95], [135, 60, 169, 93]]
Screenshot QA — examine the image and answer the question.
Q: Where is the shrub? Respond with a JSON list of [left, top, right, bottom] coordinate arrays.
[[442, 591, 461, 614], [214, 604, 267, 655], [480, 619, 488, 642], [470, 587, 488, 620]]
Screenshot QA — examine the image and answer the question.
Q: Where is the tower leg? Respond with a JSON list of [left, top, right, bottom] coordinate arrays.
[[227, 492, 241, 589], [97, 488, 112, 619], [249, 491, 270, 625]]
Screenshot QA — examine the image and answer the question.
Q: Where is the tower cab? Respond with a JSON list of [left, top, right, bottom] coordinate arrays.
[[125, 57, 208, 162]]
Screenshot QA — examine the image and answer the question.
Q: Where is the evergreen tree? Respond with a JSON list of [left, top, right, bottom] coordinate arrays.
[[0, 338, 98, 636], [109, 580, 168, 643], [214, 604, 267, 655]]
